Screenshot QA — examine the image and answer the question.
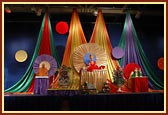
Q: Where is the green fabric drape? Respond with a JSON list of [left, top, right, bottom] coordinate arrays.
[[5, 13, 60, 92], [118, 14, 163, 89]]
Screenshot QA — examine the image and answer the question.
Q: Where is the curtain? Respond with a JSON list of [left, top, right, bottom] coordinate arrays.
[[118, 13, 163, 89], [89, 9, 120, 82], [52, 8, 87, 90]]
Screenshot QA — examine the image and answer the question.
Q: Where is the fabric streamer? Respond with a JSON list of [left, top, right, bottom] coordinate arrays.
[[89, 9, 121, 82], [52, 8, 87, 90]]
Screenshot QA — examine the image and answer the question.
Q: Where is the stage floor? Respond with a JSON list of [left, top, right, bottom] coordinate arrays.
[[4, 92, 164, 111]]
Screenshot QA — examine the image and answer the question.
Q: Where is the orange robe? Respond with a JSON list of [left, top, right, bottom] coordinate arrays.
[[36, 67, 48, 76]]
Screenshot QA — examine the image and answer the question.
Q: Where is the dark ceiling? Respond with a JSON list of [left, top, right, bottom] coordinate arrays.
[[4, 4, 164, 26]]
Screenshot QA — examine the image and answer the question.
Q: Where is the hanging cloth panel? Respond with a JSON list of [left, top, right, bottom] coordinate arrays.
[[89, 9, 121, 82], [118, 14, 163, 89], [52, 8, 87, 90]]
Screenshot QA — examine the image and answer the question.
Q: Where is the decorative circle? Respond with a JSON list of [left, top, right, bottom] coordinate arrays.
[[83, 53, 97, 65], [73, 43, 107, 73], [15, 50, 28, 62], [55, 21, 69, 34], [112, 47, 124, 59], [33, 54, 57, 76], [157, 57, 164, 70], [123, 63, 141, 79]]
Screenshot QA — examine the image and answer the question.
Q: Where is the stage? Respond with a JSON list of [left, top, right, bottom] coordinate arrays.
[[4, 92, 164, 111]]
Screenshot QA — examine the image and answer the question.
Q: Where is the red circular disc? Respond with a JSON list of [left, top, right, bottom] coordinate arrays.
[[157, 57, 164, 70], [123, 63, 141, 79], [55, 21, 69, 34]]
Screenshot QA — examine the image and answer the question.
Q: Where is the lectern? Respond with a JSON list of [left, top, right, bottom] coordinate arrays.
[[34, 76, 49, 95]]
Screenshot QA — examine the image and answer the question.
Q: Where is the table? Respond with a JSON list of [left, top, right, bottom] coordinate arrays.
[[131, 77, 148, 92], [34, 76, 49, 95], [81, 69, 107, 91]]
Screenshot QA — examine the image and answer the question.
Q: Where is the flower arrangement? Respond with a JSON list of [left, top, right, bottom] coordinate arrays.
[[113, 67, 125, 91], [101, 81, 110, 93], [58, 65, 71, 87]]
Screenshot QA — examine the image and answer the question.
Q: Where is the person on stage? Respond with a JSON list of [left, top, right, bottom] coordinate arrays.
[[87, 54, 105, 72], [36, 63, 48, 76]]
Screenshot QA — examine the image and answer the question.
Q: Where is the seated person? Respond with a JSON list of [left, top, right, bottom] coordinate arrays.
[[36, 63, 48, 76], [86, 54, 105, 72]]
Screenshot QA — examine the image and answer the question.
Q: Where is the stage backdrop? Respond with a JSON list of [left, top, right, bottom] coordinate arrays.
[[4, 7, 164, 90]]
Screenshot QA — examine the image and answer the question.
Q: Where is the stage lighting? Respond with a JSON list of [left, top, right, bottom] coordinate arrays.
[[31, 7, 42, 16], [36, 8, 42, 16], [135, 11, 141, 19], [31, 7, 36, 12], [93, 10, 98, 16]]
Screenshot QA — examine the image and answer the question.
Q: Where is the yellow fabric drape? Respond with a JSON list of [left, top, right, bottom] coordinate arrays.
[[89, 9, 120, 82], [52, 9, 87, 90]]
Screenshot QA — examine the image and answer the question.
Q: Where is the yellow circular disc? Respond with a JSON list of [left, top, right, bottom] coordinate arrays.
[[39, 61, 51, 70], [15, 50, 28, 62]]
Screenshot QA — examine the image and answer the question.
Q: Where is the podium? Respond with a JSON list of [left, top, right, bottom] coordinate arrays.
[[34, 76, 49, 95], [131, 77, 148, 92]]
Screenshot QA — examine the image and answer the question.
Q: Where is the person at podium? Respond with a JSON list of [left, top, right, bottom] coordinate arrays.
[[34, 63, 49, 95], [36, 63, 48, 76]]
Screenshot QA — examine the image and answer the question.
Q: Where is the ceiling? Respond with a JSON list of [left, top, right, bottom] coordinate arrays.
[[4, 4, 164, 25], [4, 4, 164, 15]]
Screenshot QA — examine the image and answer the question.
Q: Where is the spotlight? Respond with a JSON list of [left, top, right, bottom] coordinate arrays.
[[36, 8, 42, 16], [31, 7, 42, 16], [31, 7, 36, 12], [93, 10, 98, 16]]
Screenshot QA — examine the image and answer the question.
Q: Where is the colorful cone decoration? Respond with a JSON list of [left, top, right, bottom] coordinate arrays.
[[118, 13, 163, 89], [52, 8, 87, 90], [5, 12, 61, 92], [89, 9, 121, 82]]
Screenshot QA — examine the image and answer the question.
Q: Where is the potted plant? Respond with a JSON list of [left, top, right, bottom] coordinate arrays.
[[113, 67, 125, 92]]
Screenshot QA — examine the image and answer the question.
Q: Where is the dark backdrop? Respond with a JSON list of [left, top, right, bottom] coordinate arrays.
[[4, 12, 164, 90]]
